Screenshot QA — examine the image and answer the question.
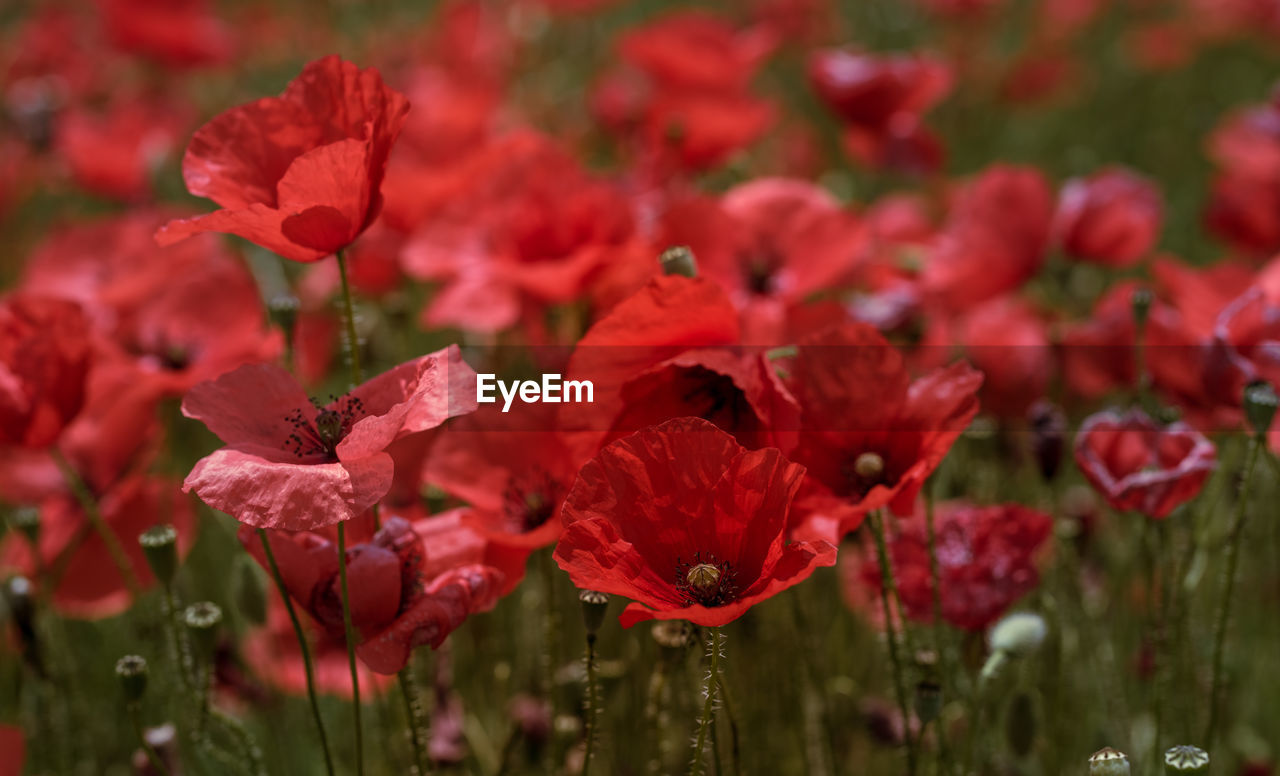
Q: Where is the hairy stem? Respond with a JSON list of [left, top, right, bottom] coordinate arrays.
[[399, 665, 432, 776], [689, 628, 723, 776], [867, 510, 918, 776]]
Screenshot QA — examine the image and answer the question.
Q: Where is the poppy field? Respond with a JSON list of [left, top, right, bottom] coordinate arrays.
[[7, 0, 1280, 774]]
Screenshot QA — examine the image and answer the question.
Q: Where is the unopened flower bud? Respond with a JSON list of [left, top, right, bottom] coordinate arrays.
[[233, 556, 267, 626], [1028, 400, 1066, 481], [659, 245, 698, 278], [1164, 745, 1209, 775], [138, 525, 178, 586], [989, 612, 1047, 657], [578, 589, 609, 637], [1244, 381, 1278, 436], [1090, 747, 1131, 776], [115, 654, 149, 703], [183, 601, 223, 661]]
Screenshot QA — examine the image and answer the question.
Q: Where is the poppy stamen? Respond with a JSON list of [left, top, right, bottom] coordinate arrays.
[[283, 395, 366, 460]]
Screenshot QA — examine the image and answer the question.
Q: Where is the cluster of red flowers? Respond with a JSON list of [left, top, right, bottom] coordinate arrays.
[[5, 0, 1280, 771]]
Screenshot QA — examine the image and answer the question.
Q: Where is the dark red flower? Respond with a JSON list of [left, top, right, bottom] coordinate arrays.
[[1055, 168, 1163, 267], [847, 501, 1052, 631], [1074, 409, 1216, 519], [1204, 97, 1280, 256], [659, 178, 864, 345], [0, 725, 23, 776], [923, 165, 1053, 313], [807, 50, 952, 133], [782, 324, 983, 542], [181, 347, 476, 530], [554, 417, 835, 627], [241, 513, 512, 674], [619, 10, 776, 94], [560, 275, 800, 456], [157, 56, 409, 263], [401, 131, 641, 333], [425, 403, 583, 550], [97, 0, 235, 68], [946, 295, 1052, 418], [0, 295, 92, 449]]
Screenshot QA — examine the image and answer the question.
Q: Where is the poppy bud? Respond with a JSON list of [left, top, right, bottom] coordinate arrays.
[[989, 612, 1048, 657], [578, 589, 609, 637], [1028, 400, 1066, 481], [1163, 745, 1209, 774], [1090, 747, 1131, 776], [138, 524, 178, 586], [233, 555, 267, 626], [1004, 690, 1036, 758], [651, 620, 694, 657], [8, 507, 40, 546], [115, 654, 149, 703], [4, 576, 37, 651], [659, 245, 698, 278], [1244, 381, 1278, 437], [183, 602, 223, 662]]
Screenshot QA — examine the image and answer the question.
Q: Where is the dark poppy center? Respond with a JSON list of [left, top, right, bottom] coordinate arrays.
[[674, 552, 736, 607], [502, 470, 560, 534], [840, 450, 893, 499], [284, 395, 366, 461], [742, 250, 782, 295]]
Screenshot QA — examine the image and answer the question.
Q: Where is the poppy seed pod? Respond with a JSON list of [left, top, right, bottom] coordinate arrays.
[[1028, 400, 1066, 481], [1164, 745, 1209, 774], [578, 589, 610, 637], [1131, 287, 1153, 330], [1244, 381, 1278, 437], [1090, 747, 1131, 776], [115, 654, 149, 703], [183, 601, 223, 661], [989, 612, 1048, 657], [138, 524, 179, 586], [659, 245, 698, 278]]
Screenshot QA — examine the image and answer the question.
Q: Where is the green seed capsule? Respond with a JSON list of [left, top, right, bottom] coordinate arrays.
[[1089, 747, 1131, 776], [138, 524, 179, 586], [1164, 745, 1209, 775], [115, 655, 149, 703]]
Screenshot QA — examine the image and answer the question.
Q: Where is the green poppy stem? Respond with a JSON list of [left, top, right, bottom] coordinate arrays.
[[689, 627, 723, 776], [867, 510, 918, 776], [257, 529, 336, 776]]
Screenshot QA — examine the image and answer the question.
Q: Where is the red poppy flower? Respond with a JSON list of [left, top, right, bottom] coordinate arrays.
[[54, 97, 186, 202], [0, 474, 195, 619], [0, 295, 92, 449], [807, 50, 952, 132], [1204, 97, 1280, 256], [554, 417, 836, 627], [97, 0, 235, 68], [923, 165, 1053, 313], [782, 324, 983, 542], [0, 724, 22, 776], [1055, 168, 1163, 267], [181, 347, 476, 530], [1074, 409, 1216, 518], [946, 295, 1051, 418], [559, 274, 800, 457], [620, 11, 776, 93], [241, 512, 513, 674], [425, 403, 584, 550], [846, 501, 1052, 631], [401, 131, 640, 333], [157, 56, 410, 263], [659, 178, 864, 345]]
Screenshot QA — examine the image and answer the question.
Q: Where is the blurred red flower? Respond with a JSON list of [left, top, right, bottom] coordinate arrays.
[[782, 324, 983, 542], [923, 165, 1054, 312], [0, 295, 92, 449], [1074, 409, 1216, 518], [555, 417, 836, 627], [242, 513, 511, 674], [847, 501, 1052, 631], [157, 56, 409, 262], [97, 0, 235, 68], [659, 178, 864, 345], [54, 97, 186, 202], [426, 403, 584, 551], [1055, 168, 1163, 267], [181, 348, 476, 530]]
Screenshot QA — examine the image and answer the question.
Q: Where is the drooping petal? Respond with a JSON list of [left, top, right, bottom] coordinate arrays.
[[181, 363, 314, 453]]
